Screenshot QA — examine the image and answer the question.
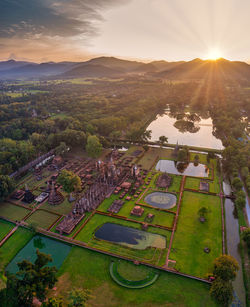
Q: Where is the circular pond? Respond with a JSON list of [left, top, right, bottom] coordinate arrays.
[[144, 192, 177, 209]]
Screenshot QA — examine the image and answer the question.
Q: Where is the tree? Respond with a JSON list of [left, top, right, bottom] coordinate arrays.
[[55, 142, 68, 156], [57, 170, 81, 194], [0, 249, 58, 306], [68, 288, 92, 307], [235, 190, 246, 209], [86, 135, 103, 158], [158, 136, 168, 147], [141, 130, 152, 142], [42, 297, 63, 307], [241, 228, 250, 254], [0, 175, 15, 201], [198, 207, 209, 219], [210, 255, 239, 306], [210, 277, 233, 306], [213, 255, 239, 282], [232, 177, 243, 191]]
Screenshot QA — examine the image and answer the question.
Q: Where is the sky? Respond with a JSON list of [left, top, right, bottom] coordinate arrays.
[[1, 0, 250, 63]]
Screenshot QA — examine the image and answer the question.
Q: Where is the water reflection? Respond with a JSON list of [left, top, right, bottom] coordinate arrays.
[[156, 160, 209, 177], [147, 112, 223, 149]]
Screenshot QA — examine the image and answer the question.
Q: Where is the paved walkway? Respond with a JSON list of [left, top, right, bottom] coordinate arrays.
[[0, 225, 18, 247], [164, 175, 186, 268]]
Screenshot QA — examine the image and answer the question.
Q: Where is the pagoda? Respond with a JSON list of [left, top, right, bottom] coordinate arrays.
[[22, 184, 35, 203], [48, 182, 64, 205]]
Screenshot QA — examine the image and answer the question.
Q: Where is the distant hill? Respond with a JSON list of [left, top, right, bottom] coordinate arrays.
[[154, 58, 250, 81], [0, 56, 250, 81], [60, 63, 124, 78]]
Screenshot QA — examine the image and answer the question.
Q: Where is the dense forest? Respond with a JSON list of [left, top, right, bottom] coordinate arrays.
[[0, 76, 249, 195]]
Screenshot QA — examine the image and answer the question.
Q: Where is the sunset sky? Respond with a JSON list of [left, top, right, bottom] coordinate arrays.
[[1, 0, 250, 63]]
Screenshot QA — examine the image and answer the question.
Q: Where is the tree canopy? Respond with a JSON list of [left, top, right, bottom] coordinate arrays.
[[86, 135, 103, 158], [57, 170, 81, 194]]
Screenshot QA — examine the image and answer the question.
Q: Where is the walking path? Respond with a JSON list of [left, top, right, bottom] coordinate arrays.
[[0, 225, 18, 247], [164, 176, 186, 268]]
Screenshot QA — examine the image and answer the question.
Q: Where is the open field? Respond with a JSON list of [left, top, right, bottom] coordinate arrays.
[[170, 191, 222, 277], [26, 210, 60, 229], [53, 246, 219, 307], [0, 202, 30, 221]]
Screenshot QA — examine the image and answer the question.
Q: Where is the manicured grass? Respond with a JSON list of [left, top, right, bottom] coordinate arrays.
[[170, 192, 222, 278], [0, 227, 33, 271], [0, 202, 30, 221], [185, 177, 200, 190], [53, 246, 219, 307], [116, 260, 150, 280], [118, 202, 175, 228], [26, 210, 60, 229], [168, 175, 182, 193], [0, 219, 15, 241], [138, 147, 173, 170]]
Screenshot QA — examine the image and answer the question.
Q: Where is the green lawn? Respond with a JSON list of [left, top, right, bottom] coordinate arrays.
[[138, 147, 173, 170], [54, 246, 219, 307], [0, 227, 33, 271], [185, 177, 200, 190], [170, 192, 222, 277], [26, 210, 60, 229], [75, 213, 169, 264], [0, 202, 30, 221], [0, 219, 15, 241]]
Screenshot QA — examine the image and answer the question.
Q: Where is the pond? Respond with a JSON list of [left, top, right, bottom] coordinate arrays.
[[6, 235, 71, 274], [95, 223, 166, 250], [156, 160, 209, 177], [146, 112, 223, 150], [145, 192, 176, 209]]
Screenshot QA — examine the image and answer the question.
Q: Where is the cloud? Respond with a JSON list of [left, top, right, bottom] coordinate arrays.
[[0, 0, 128, 61]]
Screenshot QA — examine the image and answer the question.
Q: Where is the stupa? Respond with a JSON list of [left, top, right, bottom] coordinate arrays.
[[48, 182, 64, 205], [22, 184, 35, 203]]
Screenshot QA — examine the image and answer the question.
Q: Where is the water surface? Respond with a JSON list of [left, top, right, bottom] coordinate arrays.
[[95, 223, 166, 250], [147, 113, 223, 149], [6, 235, 71, 274], [145, 192, 176, 209], [156, 160, 209, 177]]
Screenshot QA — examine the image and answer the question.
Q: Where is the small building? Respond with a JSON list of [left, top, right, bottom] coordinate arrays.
[[130, 205, 144, 217], [35, 192, 49, 203], [199, 180, 209, 192]]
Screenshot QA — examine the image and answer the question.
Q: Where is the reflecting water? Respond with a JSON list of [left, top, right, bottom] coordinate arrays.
[[223, 182, 246, 306], [95, 223, 166, 250], [156, 160, 209, 177], [6, 235, 71, 274], [147, 112, 223, 149], [145, 192, 176, 209]]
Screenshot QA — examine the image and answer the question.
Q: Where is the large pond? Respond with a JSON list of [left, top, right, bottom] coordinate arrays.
[[95, 223, 166, 250], [147, 112, 223, 150], [156, 160, 209, 177], [6, 235, 71, 274], [145, 192, 176, 209]]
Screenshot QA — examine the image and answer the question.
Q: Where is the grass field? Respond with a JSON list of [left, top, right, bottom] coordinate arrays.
[[170, 191, 222, 277], [0, 227, 33, 271], [53, 246, 219, 307], [0, 219, 15, 241], [0, 202, 30, 221], [26, 210, 60, 229]]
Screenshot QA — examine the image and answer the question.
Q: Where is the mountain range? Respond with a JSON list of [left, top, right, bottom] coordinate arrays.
[[0, 57, 250, 81]]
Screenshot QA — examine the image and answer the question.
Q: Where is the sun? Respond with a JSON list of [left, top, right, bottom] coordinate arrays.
[[204, 48, 223, 60]]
